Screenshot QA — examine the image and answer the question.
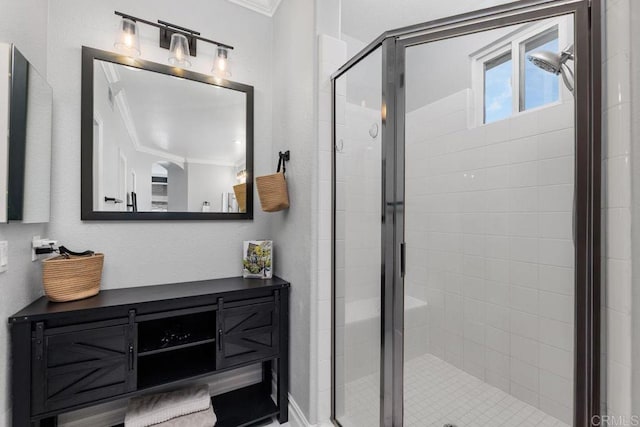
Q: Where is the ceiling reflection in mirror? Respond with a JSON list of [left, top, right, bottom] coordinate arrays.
[[92, 59, 247, 214]]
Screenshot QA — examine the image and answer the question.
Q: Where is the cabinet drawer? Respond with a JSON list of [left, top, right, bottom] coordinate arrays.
[[217, 298, 279, 369], [33, 323, 134, 414]]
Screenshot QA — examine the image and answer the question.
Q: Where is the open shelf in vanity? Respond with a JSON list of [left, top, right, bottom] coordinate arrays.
[[137, 309, 217, 355]]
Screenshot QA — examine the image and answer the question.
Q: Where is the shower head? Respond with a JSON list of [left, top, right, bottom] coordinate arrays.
[[527, 44, 575, 94], [528, 50, 563, 74]]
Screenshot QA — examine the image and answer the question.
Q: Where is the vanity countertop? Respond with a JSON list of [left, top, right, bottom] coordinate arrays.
[[9, 275, 290, 323]]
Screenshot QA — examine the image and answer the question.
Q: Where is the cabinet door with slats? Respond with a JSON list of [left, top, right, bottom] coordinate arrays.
[[33, 323, 134, 414], [217, 297, 279, 369]]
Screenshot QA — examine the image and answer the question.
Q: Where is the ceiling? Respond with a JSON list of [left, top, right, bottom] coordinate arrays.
[[227, 0, 283, 17], [341, 0, 518, 43], [101, 61, 247, 166]]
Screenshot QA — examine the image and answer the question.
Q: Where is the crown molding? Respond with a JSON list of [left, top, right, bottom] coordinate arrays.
[[227, 0, 283, 17]]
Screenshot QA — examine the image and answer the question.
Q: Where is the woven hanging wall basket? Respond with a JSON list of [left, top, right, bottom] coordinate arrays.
[[42, 253, 104, 302], [255, 150, 290, 212], [256, 172, 289, 212]]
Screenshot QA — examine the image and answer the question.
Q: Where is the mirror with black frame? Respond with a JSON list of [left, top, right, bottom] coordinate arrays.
[[81, 47, 253, 220]]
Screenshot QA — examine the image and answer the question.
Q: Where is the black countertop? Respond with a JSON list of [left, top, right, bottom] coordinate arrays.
[[9, 276, 290, 323]]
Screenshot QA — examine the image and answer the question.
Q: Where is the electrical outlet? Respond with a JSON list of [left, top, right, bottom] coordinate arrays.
[[0, 241, 8, 273], [32, 236, 58, 261]]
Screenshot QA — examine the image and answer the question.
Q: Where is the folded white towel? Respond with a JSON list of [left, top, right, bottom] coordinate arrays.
[[152, 404, 217, 427], [125, 385, 212, 427]]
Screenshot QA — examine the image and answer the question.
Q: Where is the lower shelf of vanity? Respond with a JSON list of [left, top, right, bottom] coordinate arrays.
[[113, 383, 279, 427]]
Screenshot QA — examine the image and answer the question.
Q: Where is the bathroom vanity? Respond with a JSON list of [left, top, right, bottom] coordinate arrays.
[[9, 276, 290, 427]]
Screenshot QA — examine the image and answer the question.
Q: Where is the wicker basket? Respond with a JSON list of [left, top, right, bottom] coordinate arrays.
[[233, 183, 247, 213], [255, 172, 290, 212], [42, 253, 104, 302]]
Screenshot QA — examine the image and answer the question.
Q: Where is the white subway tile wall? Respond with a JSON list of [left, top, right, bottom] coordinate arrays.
[[405, 87, 575, 424]]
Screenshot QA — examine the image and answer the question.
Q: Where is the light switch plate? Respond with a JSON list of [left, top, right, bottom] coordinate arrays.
[[0, 241, 8, 273]]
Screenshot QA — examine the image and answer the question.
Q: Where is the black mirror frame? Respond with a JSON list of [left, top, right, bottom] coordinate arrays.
[[81, 46, 254, 221]]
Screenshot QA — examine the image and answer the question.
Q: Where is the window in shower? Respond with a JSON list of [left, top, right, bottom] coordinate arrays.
[[484, 52, 513, 124], [473, 17, 570, 125]]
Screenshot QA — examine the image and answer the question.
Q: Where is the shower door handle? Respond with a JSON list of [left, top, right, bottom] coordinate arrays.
[[400, 242, 406, 278]]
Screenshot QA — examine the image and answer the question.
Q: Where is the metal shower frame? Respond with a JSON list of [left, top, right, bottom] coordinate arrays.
[[330, 0, 601, 426]]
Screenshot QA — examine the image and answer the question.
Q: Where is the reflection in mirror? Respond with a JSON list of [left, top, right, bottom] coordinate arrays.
[[92, 58, 248, 214]]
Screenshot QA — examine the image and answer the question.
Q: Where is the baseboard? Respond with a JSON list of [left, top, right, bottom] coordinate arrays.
[[287, 395, 333, 427], [58, 365, 262, 427], [288, 394, 310, 427]]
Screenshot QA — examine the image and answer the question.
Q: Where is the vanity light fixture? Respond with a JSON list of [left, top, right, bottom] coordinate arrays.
[[212, 47, 232, 78], [168, 33, 192, 68], [113, 17, 141, 57], [113, 11, 234, 72]]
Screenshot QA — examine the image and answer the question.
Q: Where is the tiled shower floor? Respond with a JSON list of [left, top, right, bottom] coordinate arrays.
[[339, 354, 569, 427]]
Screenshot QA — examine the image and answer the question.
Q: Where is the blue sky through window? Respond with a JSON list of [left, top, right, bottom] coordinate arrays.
[[484, 55, 512, 124]]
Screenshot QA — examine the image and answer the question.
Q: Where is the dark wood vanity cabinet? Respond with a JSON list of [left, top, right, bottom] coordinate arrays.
[[9, 277, 290, 427]]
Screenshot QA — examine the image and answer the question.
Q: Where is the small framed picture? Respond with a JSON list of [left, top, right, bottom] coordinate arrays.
[[243, 240, 273, 279]]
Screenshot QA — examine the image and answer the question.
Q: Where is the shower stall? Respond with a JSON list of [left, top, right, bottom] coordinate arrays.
[[331, 1, 601, 426]]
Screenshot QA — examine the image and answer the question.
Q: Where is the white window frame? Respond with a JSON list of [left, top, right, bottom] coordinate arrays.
[[471, 16, 572, 126]]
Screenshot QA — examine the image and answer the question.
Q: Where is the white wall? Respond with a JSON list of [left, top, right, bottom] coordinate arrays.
[[340, 0, 518, 43], [46, 0, 274, 288], [0, 0, 49, 425], [271, 0, 317, 422]]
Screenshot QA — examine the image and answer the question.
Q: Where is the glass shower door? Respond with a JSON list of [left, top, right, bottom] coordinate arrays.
[[402, 15, 576, 427], [333, 47, 383, 427]]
